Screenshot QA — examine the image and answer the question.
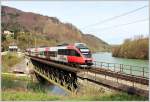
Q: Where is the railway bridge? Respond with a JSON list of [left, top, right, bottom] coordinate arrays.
[[26, 55, 149, 97]]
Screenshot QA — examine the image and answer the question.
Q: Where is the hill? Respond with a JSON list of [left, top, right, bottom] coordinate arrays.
[[1, 6, 111, 52]]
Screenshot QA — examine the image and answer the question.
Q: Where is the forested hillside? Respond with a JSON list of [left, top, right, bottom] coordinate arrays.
[[1, 6, 111, 52]]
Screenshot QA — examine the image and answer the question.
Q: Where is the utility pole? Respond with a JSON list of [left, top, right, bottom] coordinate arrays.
[[13, 32, 15, 45], [17, 33, 18, 47], [27, 32, 29, 49], [34, 37, 36, 48], [34, 32, 36, 48]]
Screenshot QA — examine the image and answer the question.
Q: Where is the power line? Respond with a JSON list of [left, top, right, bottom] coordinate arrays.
[[82, 5, 148, 29], [95, 18, 149, 31]]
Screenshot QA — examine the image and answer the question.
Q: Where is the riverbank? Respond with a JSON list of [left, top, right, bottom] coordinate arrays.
[[2, 90, 147, 101], [112, 37, 148, 60], [2, 73, 147, 101], [1, 73, 62, 101]]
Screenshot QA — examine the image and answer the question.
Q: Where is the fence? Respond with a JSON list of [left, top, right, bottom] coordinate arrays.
[[93, 61, 149, 78]]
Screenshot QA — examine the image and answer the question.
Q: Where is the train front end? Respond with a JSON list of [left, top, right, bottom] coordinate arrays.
[[75, 43, 93, 66]]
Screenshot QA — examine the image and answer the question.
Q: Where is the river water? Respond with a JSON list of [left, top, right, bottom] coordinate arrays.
[[2, 77, 68, 96], [93, 52, 149, 67], [92, 52, 149, 77]]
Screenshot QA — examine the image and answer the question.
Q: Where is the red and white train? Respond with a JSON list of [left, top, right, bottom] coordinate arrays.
[[26, 43, 93, 66]]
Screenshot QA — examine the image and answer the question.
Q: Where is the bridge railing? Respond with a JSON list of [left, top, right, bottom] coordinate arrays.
[[93, 61, 149, 78]]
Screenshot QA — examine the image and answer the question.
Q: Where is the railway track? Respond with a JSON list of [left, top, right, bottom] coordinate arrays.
[[87, 67, 149, 85]]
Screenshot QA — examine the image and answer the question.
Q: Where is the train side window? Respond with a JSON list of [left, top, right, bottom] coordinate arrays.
[[58, 49, 80, 56], [64, 49, 68, 55], [62, 49, 65, 55], [48, 51, 51, 56], [66, 49, 69, 55], [54, 51, 57, 57], [76, 51, 81, 57], [52, 51, 57, 57], [71, 50, 75, 56], [44, 51, 47, 56], [58, 49, 62, 55], [40, 51, 43, 55], [48, 51, 57, 57], [58, 49, 66, 55], [69, 49, 80, 57]]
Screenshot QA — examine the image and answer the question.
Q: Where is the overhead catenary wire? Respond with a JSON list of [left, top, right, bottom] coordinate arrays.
[[81, 5, 148, 29], [95, 18, 149, 31]]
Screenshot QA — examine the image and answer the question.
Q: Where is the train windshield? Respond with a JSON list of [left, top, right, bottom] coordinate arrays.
[[76, 43, 92, 58], [80, 48, 92, 58], [78, 48, 92, 58]]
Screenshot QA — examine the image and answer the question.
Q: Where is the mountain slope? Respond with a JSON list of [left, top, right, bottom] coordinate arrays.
[[1, 6, 111, 52]]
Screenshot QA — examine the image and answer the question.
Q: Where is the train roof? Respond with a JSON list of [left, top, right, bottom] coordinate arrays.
[[26, 43, 88, 51]]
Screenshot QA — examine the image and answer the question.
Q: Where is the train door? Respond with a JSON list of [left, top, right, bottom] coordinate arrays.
[[57, 49, 68, 63], [49, 47, 57, 61]]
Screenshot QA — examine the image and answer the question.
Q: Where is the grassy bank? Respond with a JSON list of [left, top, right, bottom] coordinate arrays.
[[65, 92, 147, 101], [2, 73, 30, 81], [2, 53, 23, 73], [2, 91, 61, 101], [2, 90, 147, 101]]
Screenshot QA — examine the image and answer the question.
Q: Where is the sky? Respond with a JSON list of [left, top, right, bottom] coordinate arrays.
[[1, 1, 149, 45]]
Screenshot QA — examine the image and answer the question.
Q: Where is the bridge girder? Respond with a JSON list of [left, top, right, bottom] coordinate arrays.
[[31, 59, 78, 92]]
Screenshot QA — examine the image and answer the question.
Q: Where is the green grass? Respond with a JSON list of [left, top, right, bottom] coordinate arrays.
[[2, 53, 23, 73], [98, 92, 147, 101], [67, 93, 147, 101], [2, 90, 147, 101], [2, 73, 30, 81], [1, 73, 31, 81], [2, 91, 61, 101]]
